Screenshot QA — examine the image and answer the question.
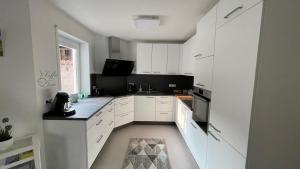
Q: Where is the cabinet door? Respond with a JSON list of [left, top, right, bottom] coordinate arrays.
[[197, 5, 217, 57], [137, 43, 152, 74], [187, 120, 208, 169], [194, 56, 214, 90], [134, 96, 156, 121], [156, 96, 174, 121], [181, 40, 194, 76], [217, 0, 262, 28], [210, 3, 263, 156], [152, 44, 167, 74], [167, 44, 180, 74], [206, 128, 246, 169]]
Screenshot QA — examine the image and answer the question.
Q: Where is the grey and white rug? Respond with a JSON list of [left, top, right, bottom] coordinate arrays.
[[122, 138, 171, 169]]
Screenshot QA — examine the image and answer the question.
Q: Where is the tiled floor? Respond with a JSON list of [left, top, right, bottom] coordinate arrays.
[[91, 124, 199, 169]]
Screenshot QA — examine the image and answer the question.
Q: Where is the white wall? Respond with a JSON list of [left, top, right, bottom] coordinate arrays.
[[0, 0, 38, 139], [28, 0, 96, 168], [94, 35, 109, 73], [246, 0, 300, 169]]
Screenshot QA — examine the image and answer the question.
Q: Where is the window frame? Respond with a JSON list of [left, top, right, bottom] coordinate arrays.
[[57, 36, 81, 94]]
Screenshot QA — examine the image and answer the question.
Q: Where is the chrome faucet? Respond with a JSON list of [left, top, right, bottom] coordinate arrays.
[[148, 83, 152, 93]]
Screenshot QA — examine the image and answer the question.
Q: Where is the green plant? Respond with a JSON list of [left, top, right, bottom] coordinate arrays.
[[0, 117, 12, 142]]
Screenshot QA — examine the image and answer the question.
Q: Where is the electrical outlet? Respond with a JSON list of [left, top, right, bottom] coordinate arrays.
[[169, 84, 176, 88]]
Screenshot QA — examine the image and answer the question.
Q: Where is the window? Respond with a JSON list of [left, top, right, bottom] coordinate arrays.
[[58, 37, 80, 94]]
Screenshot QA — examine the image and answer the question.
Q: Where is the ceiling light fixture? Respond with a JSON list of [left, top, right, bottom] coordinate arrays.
[[134, 16, 160, 29]]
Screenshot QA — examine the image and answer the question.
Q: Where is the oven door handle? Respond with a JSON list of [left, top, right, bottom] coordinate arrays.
[[193, 94, 210, 102]]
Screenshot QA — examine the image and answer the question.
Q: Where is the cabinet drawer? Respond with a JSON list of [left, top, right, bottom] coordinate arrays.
[[115, 96, 134, 104], [156, 112, 173, 122], [115, 111, 134, 127], [115, 101, 134, 114], [87, 109, 105, 129], [87, 130, 106, 168]]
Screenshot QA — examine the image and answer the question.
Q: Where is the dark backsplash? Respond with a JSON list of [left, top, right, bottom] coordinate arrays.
[[90, 74, 193, 96]]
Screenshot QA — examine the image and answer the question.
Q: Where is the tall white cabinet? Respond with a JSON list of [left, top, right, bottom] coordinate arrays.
[[207, 2, 263, 169]]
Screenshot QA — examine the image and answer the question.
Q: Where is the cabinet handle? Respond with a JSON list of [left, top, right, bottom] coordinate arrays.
[[190, 122, 197, 129], [194, 54, 203, 58], [95, 112, 102, 117], [120, 113, 129, 117], [147, 97, 155, 98], [159, 101, 168, 104], [121, 102, 129, 106], [143, 71, 151, 73], [96, 135, 104, 143], [108, 109, 113, 112], [196, 83, 205, 87], [96, 119, 103, 126], [160, 112, 169, 115], [153, 71, 160, 73], [209, 123, 221, 133], [184, 73, 192, 75], [224, 6, 243, 19], [109, 102, 113, 105], [208, 131, 220, 142]]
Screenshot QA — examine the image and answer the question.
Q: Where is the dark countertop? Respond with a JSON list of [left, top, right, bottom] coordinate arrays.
[[43, 92, 193, 121], [43, 97, 114, 120]]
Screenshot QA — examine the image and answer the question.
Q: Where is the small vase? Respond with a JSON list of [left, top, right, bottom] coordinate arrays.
[[0, 137, 13, 151]]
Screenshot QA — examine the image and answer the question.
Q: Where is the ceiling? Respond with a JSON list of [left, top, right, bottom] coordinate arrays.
[[48, 0, 218, 41]]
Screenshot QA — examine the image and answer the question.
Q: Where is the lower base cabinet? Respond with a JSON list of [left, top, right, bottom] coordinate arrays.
[[134, 96, 156, 121], [176, 98, 208, 169], [114, 96, 134, 127], [187, 120, 208, 169], [44, 102, 115, 169], [206, 128, 246, 169]]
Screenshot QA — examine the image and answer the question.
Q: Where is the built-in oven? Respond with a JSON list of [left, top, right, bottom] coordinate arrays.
[[192, 86, 211, 132]]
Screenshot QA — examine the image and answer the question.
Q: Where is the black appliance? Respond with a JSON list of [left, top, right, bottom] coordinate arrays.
[[192, 86, 211, 131], [102, 59, 134, 76], [49, 92, 76, 116]]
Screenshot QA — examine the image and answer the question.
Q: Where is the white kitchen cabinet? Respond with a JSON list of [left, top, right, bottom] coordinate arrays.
[[206, 128, 246, 169], [114, 96, 134, 127], [181, 39, 194, 76], [167, 44, 180, 74], [210, 3, 263, 157], [187, 119, 208, 169], [137, 43, 152, 74], [44, 100, 115, 169], [151, 44, 168, 74], [176, 99, 185, 134], [216, 0, 262, 28], [155, 96, 174, 121], [196, 5, 217, 58], [193, 56, 214, 90], [134, 96, 156, 121]]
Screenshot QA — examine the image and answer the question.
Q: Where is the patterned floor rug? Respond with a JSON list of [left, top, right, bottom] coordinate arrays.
[[122, 138, 171, 169]]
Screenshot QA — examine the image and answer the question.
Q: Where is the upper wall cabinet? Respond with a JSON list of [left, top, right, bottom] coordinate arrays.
[[216, 0, 262, 28], [152, 44, 168, 74], [167, 44, 180, 74], [181, 39, 194, 76], [137, 43, 152, 74], [136, 43, 181, 75], [196, 5, 217, 58]]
